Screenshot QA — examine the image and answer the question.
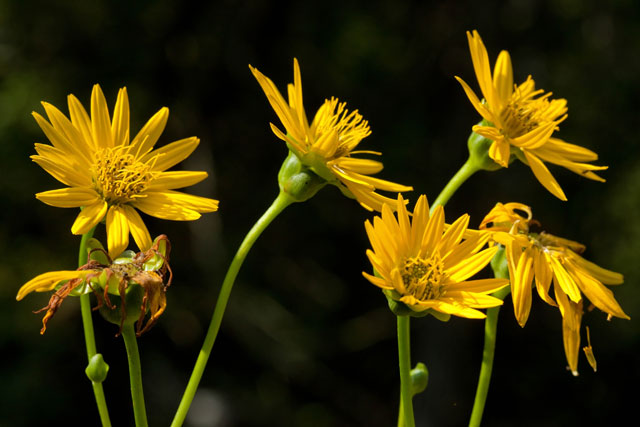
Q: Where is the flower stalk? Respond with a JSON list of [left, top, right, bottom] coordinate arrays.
[[122, 323, 148, 427], [78, 228, 112, 427]]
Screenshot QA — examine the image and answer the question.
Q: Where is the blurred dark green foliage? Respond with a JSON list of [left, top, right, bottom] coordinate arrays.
[[1, 0, 638, 425]]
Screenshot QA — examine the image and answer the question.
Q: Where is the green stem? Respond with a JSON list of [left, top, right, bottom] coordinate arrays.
[[122, 324, 148, 427], [171, 191, 294, 427], [431, 158, 480, 211], [397, 316, 415, 427], [468, 280, 510, 427], [79, 229, 112, 427]]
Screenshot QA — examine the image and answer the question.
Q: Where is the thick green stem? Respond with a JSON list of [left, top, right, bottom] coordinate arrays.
[[468, 279, 511, 427], [431, 159, 480, 211], [122, 324, 148, 427], [79, 229, 112, 427], [397, 316, 415, 427], [171, 191, 294, 427]]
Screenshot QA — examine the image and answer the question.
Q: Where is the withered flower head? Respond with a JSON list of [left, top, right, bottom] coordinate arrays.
[[17, 235, 172, 336]]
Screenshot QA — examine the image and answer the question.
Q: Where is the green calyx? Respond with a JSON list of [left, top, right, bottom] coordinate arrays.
[[98, 283, 145, 327], [278, 150, 327, 202], [490, 245, 511, 300], [383, 289, 451, 321], [467, 120, 504, 172], [85, 353, 110, 383]]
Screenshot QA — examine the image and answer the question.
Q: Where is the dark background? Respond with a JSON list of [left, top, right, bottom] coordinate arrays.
[[1, 0, 638, 426]]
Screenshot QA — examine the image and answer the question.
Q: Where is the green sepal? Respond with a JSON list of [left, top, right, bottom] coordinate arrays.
[[278, 151, 327, 202], [85, 353, 109, 383], [113, 250, 136, 263], [98, 283, 145, 326], [410, 362, 429, 396], [86, 238, 110, 265], [467, 119, 512, 172]]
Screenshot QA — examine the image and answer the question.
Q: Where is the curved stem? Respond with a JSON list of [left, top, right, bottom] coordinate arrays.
[[397, 316, 415, 427], [171, 191, 294, 427], [468, 279, 511, 427], [431, 158, 480, 211], [122, 324, 148, 427], [79, 228, 112, 427]]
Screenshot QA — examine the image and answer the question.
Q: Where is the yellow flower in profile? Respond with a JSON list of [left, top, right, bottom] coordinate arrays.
[[363, 194, 509, 318], [250, 59, 412, 212], [32, 85, 219, 257], [456, 30, 607, 201], [480, 202, 629, 375]]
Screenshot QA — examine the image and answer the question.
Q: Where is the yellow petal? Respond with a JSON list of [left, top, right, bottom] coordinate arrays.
[[68, 93, 95, 150], [443, 291, 504, 308], [569, 253, 623, 285], [488, 138, 511, 168], [131, 107, 169, 156], [454, 76, 496, 124], [466, 30, 496, 110], [446, 278, 509, 293], [331, 157, 384, 175], [362, 271, 392, 290], [133, 194, 202, 221], [36, 187, 100, 208], [493, 50, 513, 106], [71, 201, 108, 235], [554, 286, 582, 376], [143, 137, 200, 172], [17, 270, 90, 300], [106, 205, 130, 258], [40, 103, 92, 162], [522, 150, 567, 201], [421, 205, 444, 255], [147, 171, 209, 191], [512, 247, 535, 327], [549, 255, 582, 302], [90, 84, 113, 148], [122, 205, 152, 252], [533, 248, 556, 306], [438, 213, 470, 256], [565, 261, 629, 319], [32, 155, 90, 188], [112, 87, 130, 146], [447, 246, 498, 283]]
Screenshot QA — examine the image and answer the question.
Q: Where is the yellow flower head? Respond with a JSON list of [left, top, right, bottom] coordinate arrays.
[[363, 194, 509, 319], [456, 30, 608, 201], [480, 202, 629, 375], [32, 85, 219, 258], [17, 235, 173, 336], [250, 59, 412, 211]]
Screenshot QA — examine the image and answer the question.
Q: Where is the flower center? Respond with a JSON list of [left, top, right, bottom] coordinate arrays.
[[500, 81, 553, 138], [401, 252, 445, 301], [92, 147, 152, 204], [312, 97, 371, 157]]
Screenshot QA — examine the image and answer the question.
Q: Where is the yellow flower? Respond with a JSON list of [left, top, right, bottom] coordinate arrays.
[[250, 59, 412, 212], [456, 30, 607, 201], [363, 194, 509, 318], [480, 202, 629, 375], [32, 85, 219, 257]]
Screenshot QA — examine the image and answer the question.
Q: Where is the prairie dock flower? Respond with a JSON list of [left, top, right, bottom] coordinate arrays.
[[32, 85, 219, 257], [363, 194, 509, 318], [456, 30, 607, 201], [250, 59, 412, 211], [480, 202, 629, 374]]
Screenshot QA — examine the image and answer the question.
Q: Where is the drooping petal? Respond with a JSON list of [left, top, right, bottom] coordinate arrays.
[[511, 246, 535, 327], [522, 150, 567, 201], [122, 205, 152, 252], [71, 201, 108, 235], [17, 270, 91, 300], [106, 205, 130, 258]]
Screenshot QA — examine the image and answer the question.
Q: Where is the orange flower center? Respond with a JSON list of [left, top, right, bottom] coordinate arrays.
[[92, 147, 152, 204], [401, 252, 445, 301]]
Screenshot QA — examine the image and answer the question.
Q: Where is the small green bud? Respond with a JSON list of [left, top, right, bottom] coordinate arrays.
[[278, 151, 327, 202], [467, 120, 503, 172], [85, 353, 109, 383], [410, 362, 429, 396]]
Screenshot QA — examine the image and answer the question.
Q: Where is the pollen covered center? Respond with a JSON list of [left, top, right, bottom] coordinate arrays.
[[312, 97, 371, 157], [401, 252, 445, 301], [500, 85, 553, 138], [92, 147, 152, 204]]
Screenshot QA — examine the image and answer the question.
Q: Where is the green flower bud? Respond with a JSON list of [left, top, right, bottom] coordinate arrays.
[[85, 353, 109, 383], [410, 362, 429, 396], [278, 151, 327, 202]]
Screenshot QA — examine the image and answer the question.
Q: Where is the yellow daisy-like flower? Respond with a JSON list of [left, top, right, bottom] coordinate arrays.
[[363, 194, 509, 318], [456, 30, 607, 201], [250, 59, 412, 212], [32, 85, 219, 257], [480, 202, 629, 374]]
